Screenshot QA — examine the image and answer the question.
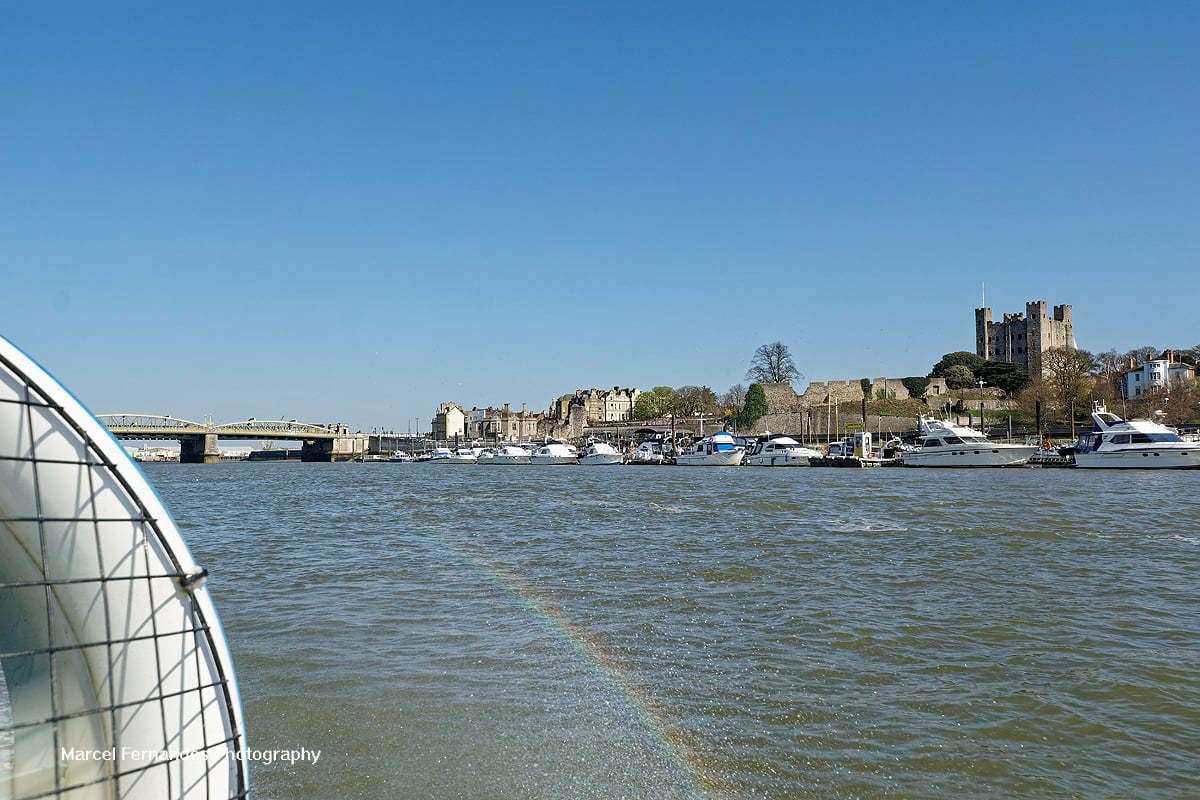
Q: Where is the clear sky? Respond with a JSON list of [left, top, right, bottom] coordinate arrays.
[[4, 2, 1198, 430]]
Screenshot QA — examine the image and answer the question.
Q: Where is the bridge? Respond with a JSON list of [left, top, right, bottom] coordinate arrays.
[[98, 415, 368, 463]]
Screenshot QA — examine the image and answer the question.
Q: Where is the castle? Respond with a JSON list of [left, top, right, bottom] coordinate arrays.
[[975, 300, 1075, 379]]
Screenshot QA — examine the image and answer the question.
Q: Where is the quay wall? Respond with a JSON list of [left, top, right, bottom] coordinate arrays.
[[750, 412, 918, 441]]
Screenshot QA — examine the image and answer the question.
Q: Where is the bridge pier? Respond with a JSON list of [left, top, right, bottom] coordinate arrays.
[[301, 434, 368, 462], [180, 434, 221, 464]]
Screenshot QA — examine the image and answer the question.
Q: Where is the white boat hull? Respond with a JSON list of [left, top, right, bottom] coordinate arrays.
[[902, 445, 1036, 467], [1074, 448, 1200, 469], [675, 451, 744, 467], [485, 455, 530, 464], [579, 453, 623, 465], [531, 455, 577, 465], [745, 451, 818, 466], [0, 335, 248, 800]]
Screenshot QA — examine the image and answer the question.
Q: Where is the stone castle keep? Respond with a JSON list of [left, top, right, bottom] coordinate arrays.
[[975, 300, 1075, 379]]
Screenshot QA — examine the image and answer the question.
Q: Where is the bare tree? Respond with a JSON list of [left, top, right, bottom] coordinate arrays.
[[1125, 346, 1158, 365], [1042, 347, 1098, 416], [746, 341, 801, 385], [674, 386, 720, 416], [1094, 349, 1127, 403], [720, 383, 747, 410]]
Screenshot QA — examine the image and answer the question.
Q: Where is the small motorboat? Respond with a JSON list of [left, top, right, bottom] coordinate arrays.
[[744, 434, 821, 466], [531, 442, 578, 465], [484, 445, 532, 465], [579, 441, 623, 465], [632, 441, 665, 464], [674, 431, 744, 466]]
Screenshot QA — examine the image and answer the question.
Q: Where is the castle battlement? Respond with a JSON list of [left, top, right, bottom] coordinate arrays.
[[975, 299, 1075, 379]]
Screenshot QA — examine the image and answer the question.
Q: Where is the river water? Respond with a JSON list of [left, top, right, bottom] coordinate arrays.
[[142, 462, 1198, 799]]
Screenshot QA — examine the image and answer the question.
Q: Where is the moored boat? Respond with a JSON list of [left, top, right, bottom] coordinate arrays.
[[810, 432, 893, 467], [484, 445, 532, 465], [428, 447, 455, 463], [745, 434, 821, 466], [632, 441, 665, 464], [579, 441, 623, 465], [1073, 403, 1200, 469], [675, 431, 744, 466], [902, 417, 1036, 467], [531, 442, 578, 465]]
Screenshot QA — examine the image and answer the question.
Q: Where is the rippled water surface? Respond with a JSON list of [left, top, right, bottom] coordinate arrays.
[[145, 463, 1200, 799]]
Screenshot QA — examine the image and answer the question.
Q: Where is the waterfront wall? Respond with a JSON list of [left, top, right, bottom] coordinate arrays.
[[749, 412, 918, 440]]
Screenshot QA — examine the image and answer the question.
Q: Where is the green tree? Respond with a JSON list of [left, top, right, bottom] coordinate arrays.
[[736, 383, 769, 428], [632, 386, 678, 419], [943, 364, 976, 390], [978, 361, 1029, 396], [930, 351, 986, 377], [901, 376, 930, 398]]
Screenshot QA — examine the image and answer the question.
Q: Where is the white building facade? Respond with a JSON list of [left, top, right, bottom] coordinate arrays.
[[1123, 359, 1195, 399]]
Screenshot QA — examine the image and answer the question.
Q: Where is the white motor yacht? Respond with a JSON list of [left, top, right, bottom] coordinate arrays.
[[579, 442, 623, 465], [448, 448, 478, 464], [428, 447, 455, 463], [531, 442, 578, 465], [1073, 403, 1200, 469], [484, 445, 532, 465], [675, 431, 744, 466], [745, 435, 821, 466], [902, 417, 1036, 467]]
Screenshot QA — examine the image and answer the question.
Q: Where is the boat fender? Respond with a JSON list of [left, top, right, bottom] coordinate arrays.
[[180, 566, 210, 591]]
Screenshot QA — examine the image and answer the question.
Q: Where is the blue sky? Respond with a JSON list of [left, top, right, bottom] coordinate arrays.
[[4, 2, 1198, 430]]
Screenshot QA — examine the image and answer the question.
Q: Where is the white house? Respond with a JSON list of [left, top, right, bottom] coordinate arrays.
[[1123, 358, 1195, 399], [431, 402, 467, 441]]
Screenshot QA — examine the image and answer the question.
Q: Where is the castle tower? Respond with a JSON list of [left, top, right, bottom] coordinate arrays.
[[975, 307, 992, 359], [1053, 304, 1075, 349], [975, 298, 1075, 381]]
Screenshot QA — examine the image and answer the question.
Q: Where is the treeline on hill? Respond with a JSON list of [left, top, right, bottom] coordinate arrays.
[[633, 342, 797, 429], [632, 383, 770, 429], [635, 342, 1200, 431], [922, 345, 1200, 425]]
